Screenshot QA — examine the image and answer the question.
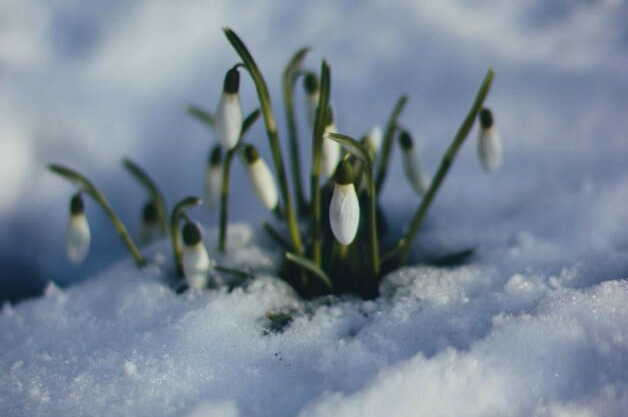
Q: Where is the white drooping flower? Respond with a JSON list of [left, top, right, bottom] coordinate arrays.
[[65, 193, 90, 264], [204, 145, 223, 210], [477, 107, 502, 172], [181, 221, 213, 291], [321, 107, 341, 178], [138, 200, 161, 247], [243, 144, 279, 210], [365, 125, 383, 158], [399, 130, 429, 195], [303, 72, 319, 127], [329, 159, 360, 246], [214, 67, 242, 150]]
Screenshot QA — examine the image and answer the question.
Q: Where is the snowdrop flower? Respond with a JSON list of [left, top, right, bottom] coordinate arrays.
[[322, 107, 341, 178], [303, 72, 319, 127], [215, 67, 242, 150], [399, 130, 429, 195], [181, 221, 213, 290], [329, 159, 360, 246], [65, 193, 90, 264], [204, 145, 223, 210], [243, 144, 279, 210], [477, 107, 502, 172], [365, 125, 383, 159], [138, 200, 161, 246]]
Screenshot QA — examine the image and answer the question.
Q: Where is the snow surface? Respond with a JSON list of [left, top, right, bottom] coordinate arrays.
[[3, 0, 628, 416]]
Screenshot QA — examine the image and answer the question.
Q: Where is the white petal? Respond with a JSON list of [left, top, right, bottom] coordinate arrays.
[[182, 243, 212, 290], [367, 125, 383, 156], [305, 91, 319, 127], [65, 214, 90, 264], [204, 165, 223, 210], [477, 127, 502, 172], [248, 159, 279, 210], [215, 93, 242, 150], [402, 149, 429, 195], [322, 124, 341, 178], [329, 183, 360, 245]]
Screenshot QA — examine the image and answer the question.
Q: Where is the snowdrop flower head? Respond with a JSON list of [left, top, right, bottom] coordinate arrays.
[[303, 72, 319, 127], [65, 193, 90, 264], [138, 200, 161, 246], [477, 107, 502, 172], [329, 159, 360, 246], [243, 144, 279, 210], [365, 125, 383, 159], [204, 145, 223, 210], [215, 67, 243, 150], [399, 130, 429, 195], [322, 107, 341, 178], [181, 221, 212, 291]]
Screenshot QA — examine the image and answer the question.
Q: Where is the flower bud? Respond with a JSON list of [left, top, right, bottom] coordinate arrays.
[[329, 160, 360, 245], [243, 145, 279, 210], [365, 125, 383, 158], [181, 221, 213, 290], [215, 67, 243, 150], [204, 145, 223, 210], [65, 193, 90, 264], [138, 200, 161, 246], [477, 107, 502, 172], [304, 73, 319, 127], [399, 130, 429, 195]]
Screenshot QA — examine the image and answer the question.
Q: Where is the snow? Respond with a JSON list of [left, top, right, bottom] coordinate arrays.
[[3, 0, 628, 416]]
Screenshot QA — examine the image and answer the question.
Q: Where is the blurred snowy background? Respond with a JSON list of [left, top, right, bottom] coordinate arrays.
[[3, 1, 628, 416], [2, 0, 627, 302]]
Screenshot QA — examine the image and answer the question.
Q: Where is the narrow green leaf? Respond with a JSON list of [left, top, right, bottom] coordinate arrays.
[[325, 132, 373, 166], [285, 252, 333, 291], [187, 106, 215, 129]]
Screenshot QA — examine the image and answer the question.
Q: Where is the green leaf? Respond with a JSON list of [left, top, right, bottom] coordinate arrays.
[[325, 132, 373, 166], [187, 106, 215, 128], [285, 252, 333, 291]]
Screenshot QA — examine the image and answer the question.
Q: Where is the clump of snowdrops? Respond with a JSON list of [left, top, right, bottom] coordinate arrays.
[[49, 28, 499, 300]]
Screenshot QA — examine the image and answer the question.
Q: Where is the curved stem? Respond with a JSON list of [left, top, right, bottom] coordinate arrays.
[[122, 158, 168, 235], [223, 27, 303, 254], [170, 196, 202, 277], [48, 164, 146, 267], [310, 60, 331, 268], [374, 95, 408, 195], [395, 69, 495, 265], [283, 47, 311, 215]]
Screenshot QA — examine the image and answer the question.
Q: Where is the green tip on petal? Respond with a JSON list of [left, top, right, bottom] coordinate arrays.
[[142, 200, 158, 223], [334, 159, 355, 185], [182, 222, 202, 246], [398, 130, 414, 151], [243, 144, 260, 164], [209, 145, 223, 167], [304, 73, 319, 94], [70, 193, 84, 215], [479, 107, 494, 129], [223, 67, 240, 94]]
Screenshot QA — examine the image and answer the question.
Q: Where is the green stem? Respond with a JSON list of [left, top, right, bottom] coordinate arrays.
[[283, 47, 310, 216], [122, 158, 168, 235], [218, 109, 261, 252], [187, 106, 215, 129], [170, 196, 202, 277], [310, 60, 331, 268], [48, 164, 146, 267], [395, 69, 495, 264], [219, 147, 236, 252], [223, 27, 303, 254], [262, 221, 292, 251], [374, 95, 408, 195]]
